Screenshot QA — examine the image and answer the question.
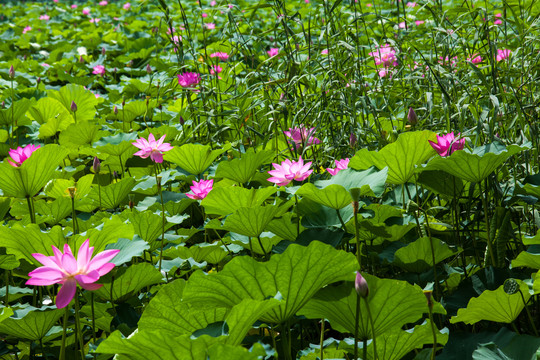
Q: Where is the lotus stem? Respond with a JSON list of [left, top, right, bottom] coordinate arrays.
[[60, 307, 68, 360], [519, 290, 538, 336], [74, 291, 85, 360], [155, 171, 166, 273], [480, 181, 496, 266], [4, 270, 9, 306], [26, 196, 36, 224], [426, 293, 437, 360], [319, 319, 325, 360], [354, 293, 360, 360], [364, 298, 377, 360]]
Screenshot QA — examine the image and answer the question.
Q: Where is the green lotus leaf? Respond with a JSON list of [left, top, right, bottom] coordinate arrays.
[[95, 132, 139, 156], [129, 210, 175, 251], [0, 144, 69, 198], [207, 344, 260, 360], [94, 262, 163, 302], [87, 177, 135, 209], [164, 143, 231, 175], [450, 279, 530, 324], [511, 251, 540, 269], [105, 237, 149, 266], [59, 122, 105, 148], [416, 170, 465, 197], [419, 143, 527, 183], [298, 275, 432, 339], [201, 186, 277, 216], [0, 197, 11, 220], [349, 131, 436, 185], [0, 98, 34, 126], [26, 97, 73, 139], [315, 167, 389, 197], [73, 215, 134, 254], [296, 184, 352, 210], [394, 237, 459, 273], [0, 254, 19, 270], [267, 212, 302, 241], [215, 149, 274, 184], [49, 84, 100, 122], [207, 206, 279, 238], [183, 241, 357, 324], [0, 306, 63, 341]]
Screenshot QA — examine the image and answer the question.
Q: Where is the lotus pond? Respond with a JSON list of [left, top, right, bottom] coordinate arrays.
[[1, 0, 540, 359]]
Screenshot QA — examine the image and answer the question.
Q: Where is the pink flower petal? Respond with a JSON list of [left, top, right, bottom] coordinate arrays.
[[56, 278, 77, 308]]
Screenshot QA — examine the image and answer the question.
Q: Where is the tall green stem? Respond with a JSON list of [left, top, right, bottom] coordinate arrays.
[[59, 307, 68, 360], [480, 181, 496, 266], [364, 298, 377, 360], [74, 291, 85, 360], [4, 270, 9, 306], [354, 293, 360, 360], [26, 196, 36, 224]]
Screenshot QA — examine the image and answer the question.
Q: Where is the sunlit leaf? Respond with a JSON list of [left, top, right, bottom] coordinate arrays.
[[394, 237, 459, 273], [49, 84, 100, 122], [215, 149, 274, 183], [0, 306, 63, 341], [164, 143, 231, 175], [201, 186, 277, 216]]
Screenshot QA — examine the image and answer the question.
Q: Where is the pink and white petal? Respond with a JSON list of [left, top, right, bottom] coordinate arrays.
[[75, 271, 100, 285], [186, 193, 200, 200], [134, 150, 151, 158], [156, 135, 166, 146], [28, 266, 65, 280], [61, 253, 78, 274], [78, 282, 103, 291], [148, 133, 156, 143], [158, 143, 173, 152], [150, 151, 164, 163], [32, 253, 61, 268], [86, 250, 120, 273], [94, 262, 116, 276], [26, 277, 62, 286], [56, 278, 77, 308], [76, 239, 91, 270]]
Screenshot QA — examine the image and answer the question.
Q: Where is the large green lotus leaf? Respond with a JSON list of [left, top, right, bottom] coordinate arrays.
[[201, 186, 277, 216], [394, 237, 459, 273], [48, 84, 100, 122], [139, 280, 229, 336], [59, 122, 105, 147], [121, 100, 150, 123], [94, 263, 163, 302], [207, 344, 260, 360], [183, 242, 357, 324], [33, 197, 71, 224], [0, 306, 63, 341], [267, 213, 302, 241], [105, 238, 149, 266], [315, 167, 389, 197], [87, 177, 135, 209], [0, 197, 11, 220], [349, 131, 436, 185], [129, 210, 174, 250], [45, 173, 94, 200], [0, 254, 19, 270], [0, 144, 68, 198], [511, 251, 540, 269], [298, 275, 429, 339], [296, 184, 352, 210], [299, 199, 354, 229], [0, 224, 65, 266], [73, 215, 134, 254], [26, 97, 73, 139], [521, 230, 540, 245], [450, 280, 530, 324], [472, 343, 512, 360], [97, 331, 222, 360], [417, 170, 465, 198], [164, 143, 231, 175], [0, 98, 34, 126], [95, 132, 139, 156], [215, 149, 274, 184], [207, 206, 279, 238], [419, 143, 527, 183]]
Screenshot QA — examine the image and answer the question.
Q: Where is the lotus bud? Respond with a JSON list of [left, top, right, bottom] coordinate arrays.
[[102, 47, 106, 55], [37, 77, 41, 84], [349, 133, 357, 148], [9, 65, 15, 79], [79, 55, 84, 63], [67, 186, 77, 199], [179, 115, 185, 125], [355, 272, 369, 298], [146, 64, 152, 74], [23, 55, 27, 61], [156, 176, 162, 191], [423, 290, 433, 310], [113, 170, 118, 179], [93, 157, 101, 173], [1, 101, 4, 108], [113, 105, 118, 114], [408, 107, 418, 125], [128, 194, 135, 209], [122, 98, 126, 107], [71, 101, 77, 112]]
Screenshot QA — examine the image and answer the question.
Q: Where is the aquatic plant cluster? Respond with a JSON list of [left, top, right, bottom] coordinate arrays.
[[0, 0, 539, 359]]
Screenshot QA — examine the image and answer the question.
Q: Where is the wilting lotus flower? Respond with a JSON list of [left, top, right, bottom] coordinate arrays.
[[186, 179, 213, 200], [267, 157, 313, 186], [267, 48, 279, 57], [132, 133, 173, 163], [177, 72, 201, 88], [7, 144, 41, 167], [210, 52, 229, 60], [93, 65, 106, 76], [429, 132, 466, 157], [26, 239, 120, 309], [327, 158, 350, 176], [284, 126, 320, 148], [496, 49, 511, 62]]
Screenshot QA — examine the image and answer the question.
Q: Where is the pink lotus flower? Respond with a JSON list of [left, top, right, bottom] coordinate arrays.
[[327, 158, 350, 176], [82, 7, 90, 15], [39, 14, 50, 21], [494, 13, 502, 25], [23, 26, 32, 34], [406, 1, 416, 7], [369, 44, 397, 67], [210, 52, 229, 60], [93, 65, 106, 76], [415, 20, 424, 26], [177, 72, 201, 88], [467, 54, 482, 64], [210, 65, 222, 76], [321, 48, 329, 55], [284, 126, 320, 148], [429, 132, 466, 157], [7, 144, 41, 167], [26, 239, 120, 309], [267, 48, 279, 57], [132, 133, 173, 163], [71, 4, 78, 9], [210, 0, 217, 6], [205, 23, 216, 30], [123, 2, 131, 10], [267, 157, 313, 186], [202, 13, 208, 18], [496, 49, 511, 62], [90, 18, 101, 24], [186, 179, 213, 200], [99, 0, 108, 5]]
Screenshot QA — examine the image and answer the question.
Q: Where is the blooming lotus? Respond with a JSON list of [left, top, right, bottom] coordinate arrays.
[[7, 144, 41, 167], [369, 44, 397, 67], [210, 65, 222, 77], [93, 65, 106, 76], [82, 7, 90, 15], [177, 72, 201, 88], [268, 157, 313, 186], [186, 179, 213, 200], [22, 26, 31, 34], [26, 239, 120, 309], [267, 48, 279, 57], [429, 132, 466, 157], [327, 158, 350, 176], [123, 2, 131, 10], [210, 52, 229, 61], [467, 54, 482, 64], [39, 14, 50, 21], [496, 49, 511, 62], [284, 126, 320, 148], [205, 23, 216, 30], [132, 133, 173, 163]]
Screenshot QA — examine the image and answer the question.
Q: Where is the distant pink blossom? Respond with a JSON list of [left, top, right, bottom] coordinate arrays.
[[467, 54, 482, 64], [99, 0, 108, 5], [267, 48, 279, 57], [267, 157, 313, 186], [429, 132, 465, 157], [205, 23, 216, 30], [82, 7, 90, 15], [23, 26, 32, 34], [202, 13, 208, 18], [369, 44, 397, 67], [228, 4, 234, 9], [71, 4, 78, 9], [123, 2, 131, 10], [92, 65, 106, 76], [132, 134, 173, 163], [26, 239, 119, 309], [210, 0, 217, 5], [327, 158, 350, 176], [53, 0, 59, 2], [186, 179, 213, 200], [210, 52, 229, 60], [90, 18, 100, 23], [406, 1, 416, 6], [496, 49, 511, 62], [210, 65, 222, 76], [177, 72, 201, 88], [39, 14, 50, 21], [366, 3, 373, 7], [415, 20, 424, 25], [398, 21, 406, 29], [7, 144, 41, 167], [284, 126, 320, 148], [321, 49, 329, 55]]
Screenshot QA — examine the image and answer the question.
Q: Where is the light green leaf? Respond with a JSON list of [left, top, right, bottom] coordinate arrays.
[[0, 254, 20, 270], [74, 215, 134, 254], [49, 84, 100, 122], [349, 131, 436, 185], [0, 144, 69, 198], [95, 132, 139, 156], [27, 97, 73, 139], [267, 213, 302, 241], [0, 306, 63, 341], [164, 143, 231, 175], [209, 206, 279, 238], [417, 170, 465, 198], [129, 210, 174, 250], [207, 344, 260, 360], [298, 275, 430, 339], [394, 237, 458, 273], [450, 280, 530, 324], [183, 242, 357, 324], [105, 237, 149, 266], [511, 251, 540, 269], [296, 184, 352, 210], [201, 186, 277, 216], [314, 167, 388, 197], [0, 98, 34, 126], [215, 149, 274, 184], [87, 177, 135, 209], [0, 225, 65, 266], [59, 122, 104, 147]]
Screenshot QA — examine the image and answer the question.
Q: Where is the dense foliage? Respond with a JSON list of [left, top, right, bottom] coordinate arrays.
[[1, 0, 540, 359]]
